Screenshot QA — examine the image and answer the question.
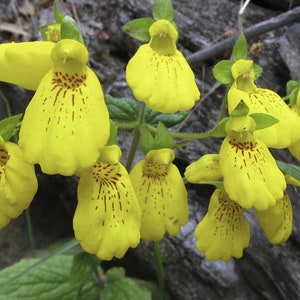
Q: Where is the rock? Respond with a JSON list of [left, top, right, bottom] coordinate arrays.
[[279, 23, 300, 80]]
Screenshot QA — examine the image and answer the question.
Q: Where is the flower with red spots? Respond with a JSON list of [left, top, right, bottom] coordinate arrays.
[[126, 19, 200, 113], [18, 39, 110, 175], [219, 115, 286, 211], [227, 59, 300, 148], [0, 136, 38, 229], [73, 145, 141, 260], [195, 187, 250, 261], [129, 148, 188, 241]]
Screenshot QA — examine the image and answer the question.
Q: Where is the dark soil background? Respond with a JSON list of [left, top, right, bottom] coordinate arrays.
[[1, 0, 300, 299]]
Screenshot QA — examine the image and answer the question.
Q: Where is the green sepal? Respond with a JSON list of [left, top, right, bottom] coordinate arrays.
[[232, 33, 248, 62], [286, 80, 300, 107], [210, 117, 230, 137], [100, 267, 151, 300], [249, 113, 279, 130], [54, 0, 64, 23], [123, 18, 154, 42], [140, 125, 155, 155], [230, 100, 249, 118], [153, 0, 174, 21], [61, 15, 84, 44], [106, 120, 118, 146], [69, 252, 99, 285], [154, 121, 175, 149], [212, 60, 234, 84], [0, 114, 22, 141], [277, 160, 300, 182], [104, 95, 139, 125], [253, 63, 263, 80], [140, 122, 175, 154], [144, 107, 188, 127]]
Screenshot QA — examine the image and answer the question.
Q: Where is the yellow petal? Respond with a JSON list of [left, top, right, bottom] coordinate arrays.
[[228, 74, 300, 149], [195, 187, 250, 261], [73, 145, 141, 260], [184, 154, 222, 183], [0, 41, 54, 90], [126, 20, 200, 113], [256, 191, 293, 244], [220, 116, 286, 210], [130, 148, 188, 241], [0, 138, 38, 229], [18, 39, 110, 175]]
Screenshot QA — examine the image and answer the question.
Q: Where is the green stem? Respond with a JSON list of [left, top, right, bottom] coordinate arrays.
[[148, 125, 216, 140], [25, 209, 36, 257], [154, 241, 165, 290], [125, 104, 146, 171], [217, 91, 228, 123]]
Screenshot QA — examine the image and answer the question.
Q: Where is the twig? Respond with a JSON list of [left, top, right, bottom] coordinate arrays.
[[186, 6, 300, 66]]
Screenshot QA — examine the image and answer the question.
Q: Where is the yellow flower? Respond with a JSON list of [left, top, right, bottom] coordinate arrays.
[[130, 148, 188, 241], [126, 19, 200, 113], [0, 136, 38, 229], [18, 39, 110, 176], [228, 59, 300, 148], [73, 145, 141, 260], [195, 187, 250, 261], [219, 115, 286, 210], [184, 154, 222, 183], [0, 41, 54, 90], [256, 191, 293, 244]]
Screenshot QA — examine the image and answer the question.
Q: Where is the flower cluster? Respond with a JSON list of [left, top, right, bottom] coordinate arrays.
[[185, 58, 298, 261], [0, 9, 195, 260], [0, 0, 299, 266]]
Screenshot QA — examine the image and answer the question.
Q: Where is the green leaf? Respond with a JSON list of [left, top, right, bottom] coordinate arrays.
[[212, 60, 234, 84], [123, 18, 154, 42], [54, 0, 64, 23], [61, 16, 84, 44], [100, 268, 151, 300], [140, 125, 155, 155], [154, 121, 175, 149], [230, 100, 249, 118], [232, 33, 248, 62], [286, 80, 300, 107], [106, 268, 126, 282], [104, 95, 139, 124], [144, 107, 188, 127], [277, 160, 300, 181], [0, 255, 98, 300], [249, 113, 279, 130], [135, 280, 171, 300], [69, 252, 99, 285], [0, 114, 22, 141], [253, 63, 263, 80], [106, 120, 118, 146], [210, 117, 230, 137], [153, 0, 174, 21]]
